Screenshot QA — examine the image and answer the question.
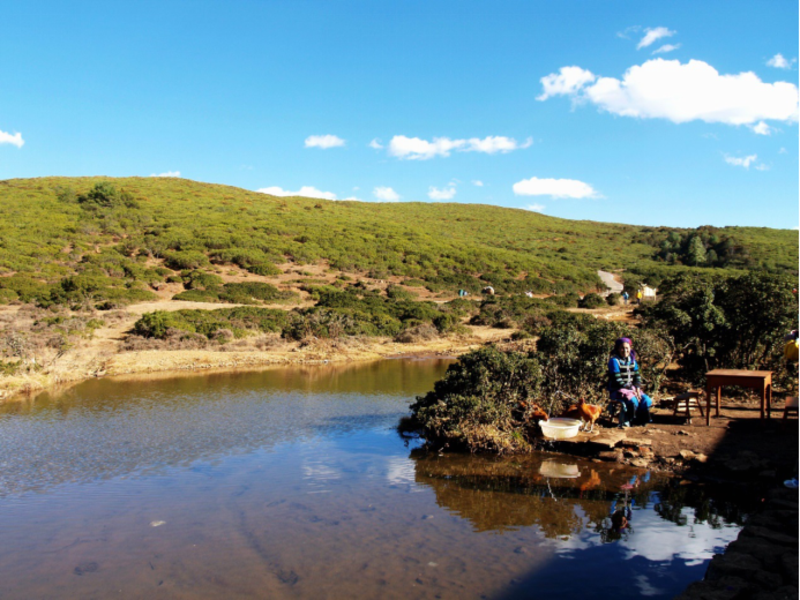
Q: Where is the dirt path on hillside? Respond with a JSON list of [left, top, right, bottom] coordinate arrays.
[[597, 270, 623, 296]]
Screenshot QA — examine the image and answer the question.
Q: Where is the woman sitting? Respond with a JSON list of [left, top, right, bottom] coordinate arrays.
[[608, 337, 653, 428]]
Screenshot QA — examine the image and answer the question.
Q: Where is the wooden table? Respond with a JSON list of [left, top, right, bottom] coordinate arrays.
[[705, 369, 773, 425]]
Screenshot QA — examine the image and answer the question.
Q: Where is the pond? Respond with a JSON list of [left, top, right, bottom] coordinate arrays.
[[0, 359, 747, 599]]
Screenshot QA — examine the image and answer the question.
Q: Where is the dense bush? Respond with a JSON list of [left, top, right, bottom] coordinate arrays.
[[133, 307, 287, 340], [637, 272, 797, 383], [579, 293, 606, 309], [410, 347, 545, 453]]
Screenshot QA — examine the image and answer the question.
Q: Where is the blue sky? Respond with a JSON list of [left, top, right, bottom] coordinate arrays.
[[1, 1, 797, 228]]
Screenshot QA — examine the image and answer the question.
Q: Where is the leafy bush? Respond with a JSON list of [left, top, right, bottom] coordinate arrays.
[[579, 293, 606, 309], [133, 307, 287, 340], [637, 272, 797, 383], [410, 347, 545, 452], [164, 250, 209, 270], [386, 285, 416, 301]]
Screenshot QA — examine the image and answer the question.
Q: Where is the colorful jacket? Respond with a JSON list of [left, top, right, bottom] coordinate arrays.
[[607, 356, 642, 392]]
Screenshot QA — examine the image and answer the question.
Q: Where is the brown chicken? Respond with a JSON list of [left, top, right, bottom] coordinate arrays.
[[517, 401, 549, 423], [560, 398, 603, 432]]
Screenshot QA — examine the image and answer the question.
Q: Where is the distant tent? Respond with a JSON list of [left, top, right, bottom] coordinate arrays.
[[640, 284, 657, 300]]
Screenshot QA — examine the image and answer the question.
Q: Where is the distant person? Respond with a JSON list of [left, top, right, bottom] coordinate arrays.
[[636, 290, 643, 305], [622, 291, 629, 305], [608, 337, 653, 428]]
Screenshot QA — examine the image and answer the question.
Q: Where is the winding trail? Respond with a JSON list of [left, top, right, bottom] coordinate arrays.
[[597, 270, 623, 296]]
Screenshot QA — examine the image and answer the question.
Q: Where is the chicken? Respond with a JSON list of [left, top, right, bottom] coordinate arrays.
[[560, 398, 603, 432], [517, 400, 549, 423]]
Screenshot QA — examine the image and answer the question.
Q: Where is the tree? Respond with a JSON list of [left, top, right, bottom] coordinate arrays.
[[686, 235, 707, 266]]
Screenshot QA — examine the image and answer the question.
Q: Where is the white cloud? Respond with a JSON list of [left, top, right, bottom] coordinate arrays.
[[428, 186, 456, 200], [755, 163, 770, 171], [637, 27, 675, 50], [304, 134, 345, 149], [388, 135, 531, 160], [525, 203, 546, 212], [369, 138, 383, 149], [388, 135, 464, 159], [472, 180, 484, 187], [513, 176, 599, 199], [0, 130, 24, 148], [537, 66, 597, 101], [373, 186, 400, 202], [257, 185, 337, 200], [724, 154, 758, 169], [539, 58, 800, 127], [467, 135, 532, 153], [616, 25, 642, 40], [652, 43, 680, 55], [767, 54, 796, 69], [149, 171, 181, 177], [751, 121, 772, 135]]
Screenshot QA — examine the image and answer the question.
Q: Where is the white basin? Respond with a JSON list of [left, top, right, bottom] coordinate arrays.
[[539, 417, 582, 440]]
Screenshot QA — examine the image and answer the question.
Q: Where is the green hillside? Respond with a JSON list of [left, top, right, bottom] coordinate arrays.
[[0, 176, 796, 307]]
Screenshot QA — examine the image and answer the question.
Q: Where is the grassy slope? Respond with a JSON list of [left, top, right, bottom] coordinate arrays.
[[0, 176, 796, 293]]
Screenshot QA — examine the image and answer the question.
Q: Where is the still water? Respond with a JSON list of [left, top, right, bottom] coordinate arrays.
[[0, 359, 745, 599]]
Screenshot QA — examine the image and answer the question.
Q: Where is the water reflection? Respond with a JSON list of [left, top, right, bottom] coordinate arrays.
[[411, 452, 670, 538], [0, 359, 751, 600], [0, 360, 453, 496]]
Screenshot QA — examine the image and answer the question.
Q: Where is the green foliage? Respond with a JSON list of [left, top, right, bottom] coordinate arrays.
[[133, 307, 287, 339], [0, 177, 794, 313], [606, 292, 621, 306], [579, 293, 606, 309], [410, 346, 545, 452], [77, 182, 139, 209], [0, 276, 50, 302], [536, 319, 673, 408], [173, 281, 297, 305], [386, 284, 416, 301], [163, 250, 209, 270], [182, 269, 224, 290], [637, 272, 797, 383]]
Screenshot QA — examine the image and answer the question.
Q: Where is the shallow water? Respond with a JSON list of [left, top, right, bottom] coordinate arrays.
[[0, 360, 745, 599]]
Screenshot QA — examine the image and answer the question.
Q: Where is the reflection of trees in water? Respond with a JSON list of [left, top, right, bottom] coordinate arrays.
[[654, 480, 752, 527], [411, 451, 664, 538], [410, 451, 748, 541]]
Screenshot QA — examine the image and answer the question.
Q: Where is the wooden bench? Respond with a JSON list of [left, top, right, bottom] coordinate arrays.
[[784, 396, 798, 419]]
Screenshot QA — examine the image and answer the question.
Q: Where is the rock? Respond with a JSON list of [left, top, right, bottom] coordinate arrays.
[[780, 553, 798, 583], [631, 458, 651, 468], [676, 430, 691, 436], [679, 449, 696, 460], [706, 552, 763, 582], [694, 453, 708, 463], [742, 526, 798, 547], [623, 450, 638, 459], [597, 450, 623, 462]]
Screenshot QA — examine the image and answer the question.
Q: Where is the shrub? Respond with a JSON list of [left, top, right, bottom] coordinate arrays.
[[182, 270, 224, 290], [409, 347, 545, 453], [606, 292, 621, 306], [386, 285, 416, 301], [394, 323, 439, 343], [638, 272, 797, 383], [164, 250, 209, 270], [579, 293, 606, 309]]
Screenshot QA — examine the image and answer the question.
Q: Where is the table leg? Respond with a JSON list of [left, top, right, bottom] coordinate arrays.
[[716, 386, 721, 417], [706, 387, 712, 426], [767, 383, 772, 419]]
